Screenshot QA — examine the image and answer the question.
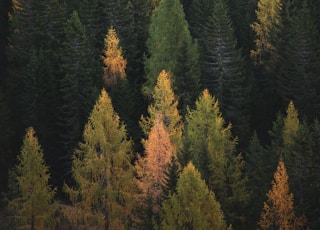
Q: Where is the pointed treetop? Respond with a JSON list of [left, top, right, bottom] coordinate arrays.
[[102, 26, 127, 87], [282, 101, 299, 146]]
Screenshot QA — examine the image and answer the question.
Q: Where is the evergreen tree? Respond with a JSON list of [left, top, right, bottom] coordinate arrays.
[[160, 162, 227, 230], [140, 70, 183, 153], [9, 127, 58, 230], [258, 161, 306, 230], [102, 26, 127, 87], [245, 132, 276, 228], [278, 1, 320, 120], [143, 0, 197, 97], [58, 11, 97, 180], [188, 0, 215, 42], [173, 38, 201, 116], [184, 89, 249, 225], [202, 0, 251, 143], [63, 89, 137, 230]]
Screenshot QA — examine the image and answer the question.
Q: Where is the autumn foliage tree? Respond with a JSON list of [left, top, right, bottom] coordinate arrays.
[[140, 70, 183, 153], [102, 26, 127, 87], [136, 117, 174, 217], [63, 89, 137, 230], [9, 127, 58, 230], [258, 161, 307, 230]]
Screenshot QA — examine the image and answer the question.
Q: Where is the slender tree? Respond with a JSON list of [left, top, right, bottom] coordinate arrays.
[[9, 127, 58, 230], [102, 26, 127, 87], [58, 11, 97, 180], [143, 0, 197, 97], [63, 89, 137, 230], [140, 70, 183, 153], [202, 0, 251, 142], [136, 116, 175, 227], [160, 162, 227, 230], [258, 161, 306, 230]]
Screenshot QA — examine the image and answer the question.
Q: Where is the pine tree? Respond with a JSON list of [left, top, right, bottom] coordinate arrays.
[[184, 89, 249, 224], [9, 127, 58, 230], [160, 162, 227, 230], [58, 11, 98, 179], [202, 0, 251, 143], [102, 26, 127, 87], [143, 0, 197, 97], [245, 131, 276, 228], [258, 161, 306, 230], [63, 89, 137, 230], [278, 1, 320, 120], [140, 70, 183, 153]]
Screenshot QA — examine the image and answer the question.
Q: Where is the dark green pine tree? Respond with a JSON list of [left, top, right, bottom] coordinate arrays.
[[58, 11, 98, 180], [245, 131, 276, 228], [0, 87, 14, 193], [143, 0, 198, 97], [173, 38, 201, 116], [202, 0, 251, 143], [278, 1, 320, 120], [188, 0, 215, 42]]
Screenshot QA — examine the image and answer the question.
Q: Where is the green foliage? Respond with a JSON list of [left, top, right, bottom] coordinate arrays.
[[9, 127, 58, 230], [63, 89, 137, 230], [160, 162, 227, 230], [201, 0, 251, 142], [58, 10, 98, 166], [143, 0, 197, 97], [278, 1, 320, 120], [184, 89, 249, 225]]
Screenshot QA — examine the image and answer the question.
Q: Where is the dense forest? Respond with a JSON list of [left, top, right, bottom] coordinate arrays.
[[1, 0, 320, 229]]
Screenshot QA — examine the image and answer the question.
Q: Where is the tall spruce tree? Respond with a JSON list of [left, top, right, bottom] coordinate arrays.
[[278, 1, 320, 120], [63, 89, 137, 230], [160, 162, 227, 230], [184, 89, 249, 225], [143, 0, 198, 97], [58, 11, 97, 181], [9, 127, 58, 230], [202, 0, 251, 143]]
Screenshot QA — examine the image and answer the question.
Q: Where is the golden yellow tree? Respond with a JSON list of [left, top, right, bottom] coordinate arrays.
[[258, 161, 306, 230], [136, 116, 174, 214], [140, 70, 183, 153], [102, 26, 127, 87]]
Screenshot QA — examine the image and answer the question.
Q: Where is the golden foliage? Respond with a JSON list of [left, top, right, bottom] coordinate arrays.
[[102, 26, 127, 87], [137, 117, 173, 213], [258, 161, 307, 230]]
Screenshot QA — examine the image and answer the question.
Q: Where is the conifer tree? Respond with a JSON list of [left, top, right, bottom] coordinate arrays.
[[250, 0, 283, 70], [143, 0, 198, 97], [58, 11, 97, 177], [140, 70, 183, 153], [63, 89, 137, 230], [278, 1, 320, 120], [160, 162, 226, 230], [258, 161, 306, 230], [202, 0, 251, 142], [184, 89, 249, 224], [102, 26, 127, 87], [9, 127, 58, 230], [136, 117, 174, 217]]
